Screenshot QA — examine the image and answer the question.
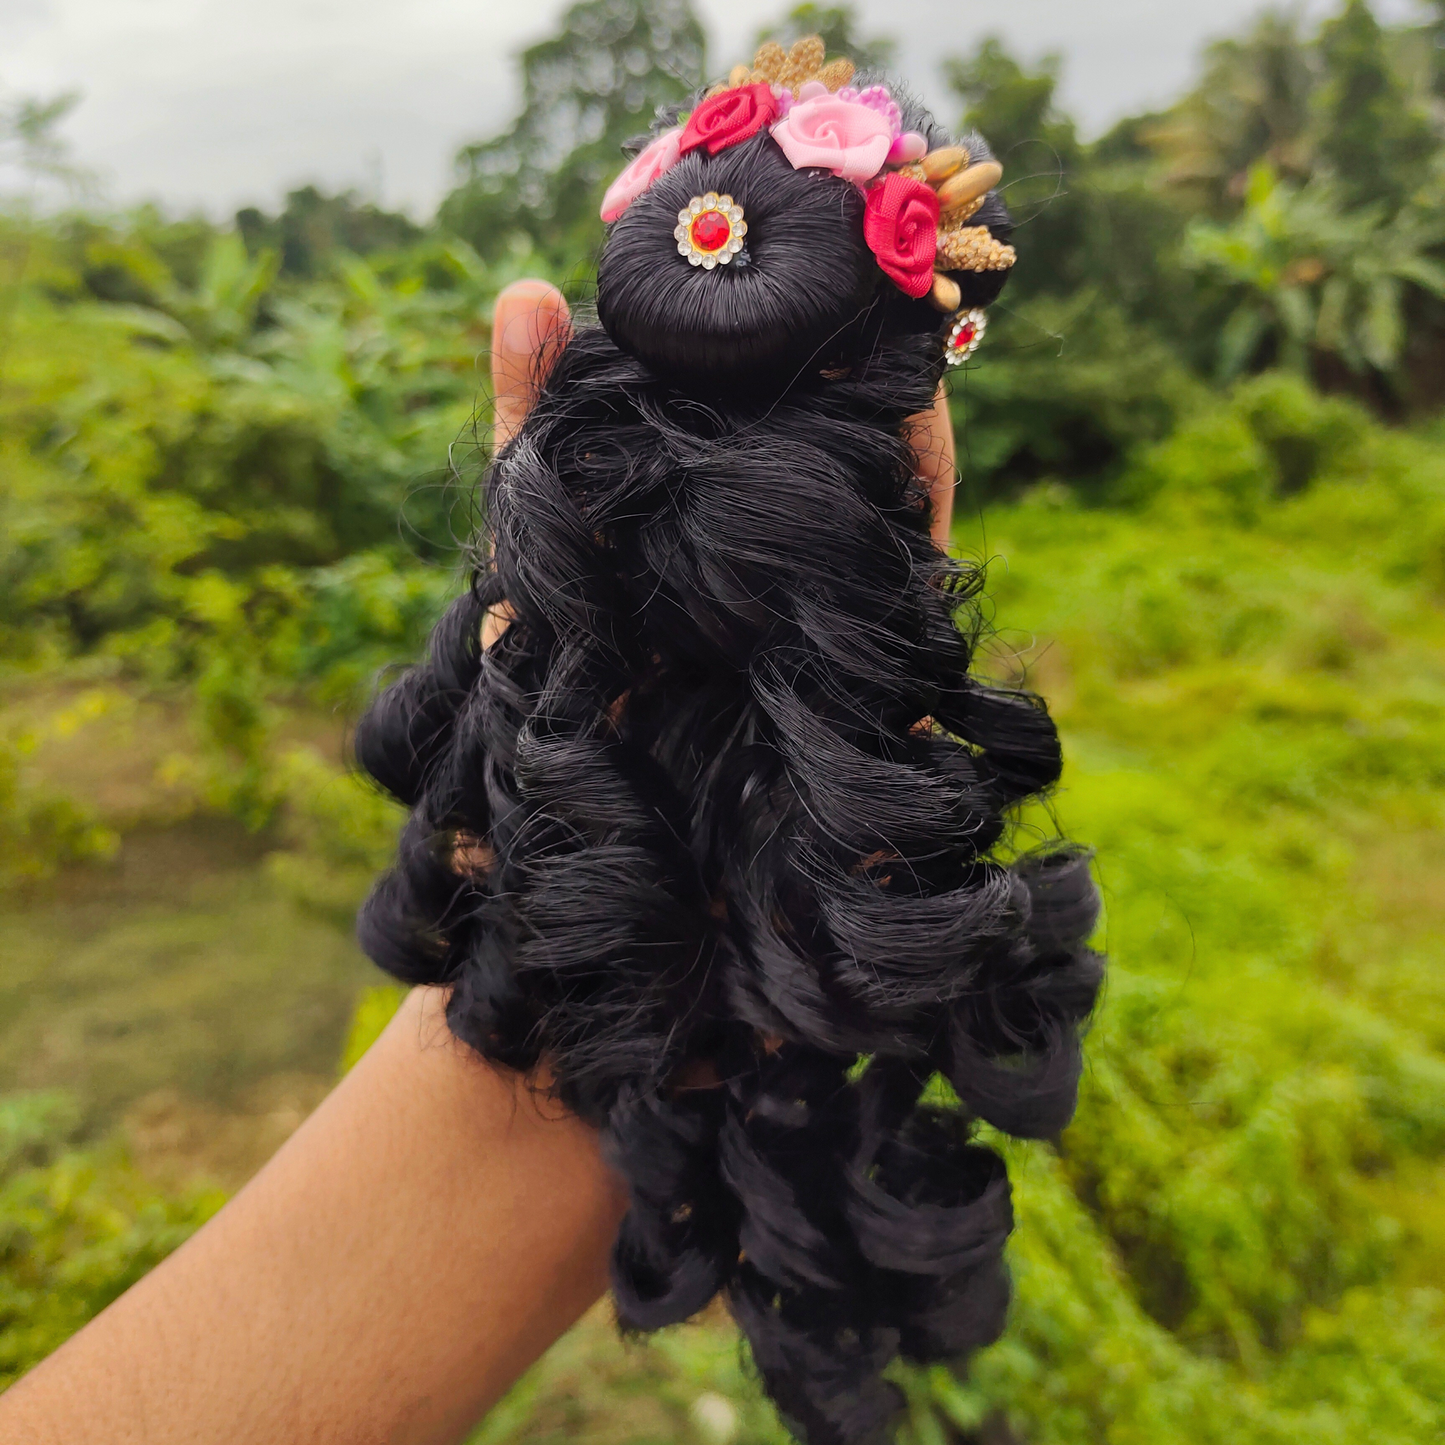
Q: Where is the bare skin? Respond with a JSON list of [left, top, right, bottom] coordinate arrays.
[[0, 988, 626, 1445], [0, 279, 962, 1445], [917, 380, 959, 545]]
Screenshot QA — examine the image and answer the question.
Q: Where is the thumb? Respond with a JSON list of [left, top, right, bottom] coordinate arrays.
[[491, 279, 571, 450]]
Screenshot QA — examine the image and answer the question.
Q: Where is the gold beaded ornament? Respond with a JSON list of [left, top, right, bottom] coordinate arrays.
[[913, 149, 1014, 310], [936, 225, 1017, 273], [676, 193, 747, 268], [716, 35, 856, 96]]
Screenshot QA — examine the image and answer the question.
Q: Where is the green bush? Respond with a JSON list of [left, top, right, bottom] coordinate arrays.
[[0, 213, 487, 688], [0, 1093, 221, 1388], [0, 728, 116, 886], [899, 386, 1445, 1442]]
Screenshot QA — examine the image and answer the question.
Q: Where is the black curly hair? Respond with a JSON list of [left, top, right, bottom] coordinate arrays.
[[354, 87, 1102, 1445]]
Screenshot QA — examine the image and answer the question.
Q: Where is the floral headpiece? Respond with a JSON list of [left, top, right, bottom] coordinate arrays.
[[599, 36, 1015, 365]]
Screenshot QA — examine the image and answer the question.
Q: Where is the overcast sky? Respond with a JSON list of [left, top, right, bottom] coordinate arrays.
[[1, 0, 1426, 218]]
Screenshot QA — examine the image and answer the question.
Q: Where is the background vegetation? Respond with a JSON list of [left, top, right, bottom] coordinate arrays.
[[2, 1, 1443, 1440]]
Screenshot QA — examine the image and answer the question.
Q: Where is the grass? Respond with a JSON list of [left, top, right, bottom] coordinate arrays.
[[0, 686, 375, 1180], [3, 375, 1444, 1440]]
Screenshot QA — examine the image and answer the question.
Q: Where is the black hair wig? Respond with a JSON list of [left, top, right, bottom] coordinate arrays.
[[355, 84, 1102, 1445]]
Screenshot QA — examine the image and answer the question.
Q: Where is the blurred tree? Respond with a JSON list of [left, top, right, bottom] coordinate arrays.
[[0, 90, 92, 195], [1143, 10, 1317, 210], [1423, 0, 1445, 94], [944, 39, 1088, 301], [439, 0, 706, 264], [943, 36, 1196, 336], [1187, 162, 1445, 387], [754, 4, 895, 72], [163, 231, 279, 351], [236, 186, 423, 279], [125, 207, 219, 293], [940, 37, 1205, 498], [0, 1093, 221, 1388], [946, 39, 1077, 167], [1314, 0, 1437, 214]]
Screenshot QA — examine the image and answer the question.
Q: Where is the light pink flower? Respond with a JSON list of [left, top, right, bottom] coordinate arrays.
[[770, 92, 894, 184], [599, 127, 683, 222], [853, 85, 902, 136]]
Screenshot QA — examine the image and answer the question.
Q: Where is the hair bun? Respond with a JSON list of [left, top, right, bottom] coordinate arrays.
[[597, 133, 874, 384]]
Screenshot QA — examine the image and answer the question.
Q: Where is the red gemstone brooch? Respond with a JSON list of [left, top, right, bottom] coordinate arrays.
[[945, 308, 987, 367], [675, 193, 747, 269]]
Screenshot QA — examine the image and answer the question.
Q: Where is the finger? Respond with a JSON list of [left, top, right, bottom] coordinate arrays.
[[491, 279, 571, 452], [486, 281, 570, 649], [481, 601, 514, 651], [911, 381, 958, 547]]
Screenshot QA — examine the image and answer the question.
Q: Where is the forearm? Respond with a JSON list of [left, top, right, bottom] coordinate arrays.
[[0, 987, 627, 1445]]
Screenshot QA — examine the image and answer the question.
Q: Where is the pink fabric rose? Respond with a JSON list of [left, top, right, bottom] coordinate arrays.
[[599, 127, 683, 223], [770, 91, 894, 184]]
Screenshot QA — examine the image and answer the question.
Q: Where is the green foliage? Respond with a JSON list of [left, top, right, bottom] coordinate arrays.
[[946, 39, 1088, 303], [236, 185, 424, 279], [335, 374, 1445, 1445], [8, 0, 1445, 1434], [0, 1092, 221, 1388], [1315, 0, 1437, 214], [0, 210, 486, 696], [951, 297, 1205, 498], [1186, 164, 1445, 381], [1144, 11, 1321, 206], [264, 745, 406, 923], [943, 2, 1445, 428], [0, 89, 91, 193], [0, 727, 116, 885], [338, 984, 409, 1074], [440, 0, 707, 263], [871, 370, 1445, 1444]]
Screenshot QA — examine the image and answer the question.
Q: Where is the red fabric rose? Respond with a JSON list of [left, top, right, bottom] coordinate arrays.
[[679, 83, 778, 157], [863, 173, 940, 298]]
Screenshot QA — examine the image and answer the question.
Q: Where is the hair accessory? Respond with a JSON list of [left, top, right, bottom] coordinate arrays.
[[945, 308, 987, 366], [733, 36, 854, 95], [929, 273, 963, 313], [601, 127, 684, 223], [601, 34, 1016, 349], [675, 193, 747, 267], [937, 225, 1017, 272], [772, 86, 894, 184], [936, 162, 1004, 218], [680, 83, 777, 158], [920, 146, 969, 182], [863, 173, 939, 298]]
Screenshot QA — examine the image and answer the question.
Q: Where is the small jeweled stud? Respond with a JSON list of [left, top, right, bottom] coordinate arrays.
[[675, 194, 747, 268]]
